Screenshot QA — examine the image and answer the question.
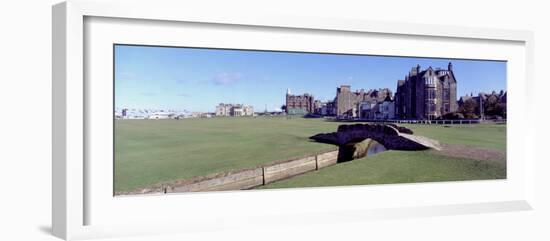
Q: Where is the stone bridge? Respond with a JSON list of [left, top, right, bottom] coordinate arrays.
[[310, 123, 441, 162]]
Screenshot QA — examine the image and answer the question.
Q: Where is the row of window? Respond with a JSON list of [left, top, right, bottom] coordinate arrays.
[[425, 89, 436, 99], [425, 76, 454, 87], [426, 103, 451, 113], [425, 76, 437, 86], [425, 89, 452, 100]]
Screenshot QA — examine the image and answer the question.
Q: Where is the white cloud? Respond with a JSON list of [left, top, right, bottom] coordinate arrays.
[[212, 72, 242, 85]]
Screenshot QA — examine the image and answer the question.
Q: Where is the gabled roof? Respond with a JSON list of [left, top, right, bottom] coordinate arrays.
[[397, 80, 405, 86], [384, 94, 392, 102], [421, 67, 436, 78]]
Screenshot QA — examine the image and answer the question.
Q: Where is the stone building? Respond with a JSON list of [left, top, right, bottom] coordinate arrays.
[[243, 105, 254, 116], [215, 103, 254, 117], [358, 94, 395, 120], [395, 63, 458, 120], [335, 85, 392, 118], [215, 103, 231, 116], [313, 100, 322, 114], [325, 100, 336, 116], [285, 88, 315, 115], [377, 98, 395, 119], [358, 100, 377, 119], [314, 100, 336, 116]]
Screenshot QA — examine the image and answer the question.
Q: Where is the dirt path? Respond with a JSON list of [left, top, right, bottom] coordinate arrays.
[[434, 144, 506, 167]]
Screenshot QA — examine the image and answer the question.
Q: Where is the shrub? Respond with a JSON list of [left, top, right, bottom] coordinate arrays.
[[442, 112, 465, 120]]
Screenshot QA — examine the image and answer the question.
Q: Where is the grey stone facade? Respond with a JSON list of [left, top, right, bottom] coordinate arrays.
[[395, 63, 458, 120], [359, 94, 395, 120], [335, 85, 392, 118], [215, 103, 254, 117]]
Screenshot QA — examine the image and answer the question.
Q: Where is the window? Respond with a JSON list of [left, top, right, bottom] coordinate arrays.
[[425, 89, 436, 100], [425, 76, 437, 86]]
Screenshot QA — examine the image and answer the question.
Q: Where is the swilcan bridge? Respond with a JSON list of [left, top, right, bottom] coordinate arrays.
[[310, 123, 441, 162]]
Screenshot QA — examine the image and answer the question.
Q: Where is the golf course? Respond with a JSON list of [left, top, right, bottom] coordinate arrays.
[[114, 116, 506, 194]]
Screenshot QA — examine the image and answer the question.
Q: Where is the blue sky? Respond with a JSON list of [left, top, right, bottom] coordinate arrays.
[[115, 45, 506, 112]]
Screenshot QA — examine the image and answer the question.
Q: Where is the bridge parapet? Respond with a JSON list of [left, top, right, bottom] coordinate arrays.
[[310, 123, 440, 152]]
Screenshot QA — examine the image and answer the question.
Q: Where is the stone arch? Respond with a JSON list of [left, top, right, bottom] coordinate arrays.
[[310, 124, 440, 162]]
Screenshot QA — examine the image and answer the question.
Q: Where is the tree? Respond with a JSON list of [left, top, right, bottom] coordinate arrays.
[[459, 98, 478, 119], [495, 103, 507, 118], [484, 95, 499, 116], [442, 112, 464, 120], [281, 105, 287, 112]]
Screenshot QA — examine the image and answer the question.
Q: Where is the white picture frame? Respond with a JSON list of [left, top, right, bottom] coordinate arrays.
[[52, 0, 536, 240]]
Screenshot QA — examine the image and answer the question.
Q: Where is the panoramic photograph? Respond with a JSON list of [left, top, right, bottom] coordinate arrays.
[[114, 44, 507, 195]]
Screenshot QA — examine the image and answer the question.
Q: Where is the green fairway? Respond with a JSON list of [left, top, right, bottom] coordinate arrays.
[[115, 117, 506, 193], [400, 123, 506, 151], [259, 150, 506, 189], [259, 123, 506, 189], [114, 116, 340, 193]]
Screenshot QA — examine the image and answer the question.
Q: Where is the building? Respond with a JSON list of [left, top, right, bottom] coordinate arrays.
[[358, 94, 395, 120], [314, 100, 336, 116], [148, 112, 173, 119], [376, 95, 395, 119], [285, 88, 315, 115], [243, 105, 254, 116], [325, 100, 336, 116], [358, 100, 377, 119], [335, 85, 392, 118], [215, 103, 230, 116], [232, 105, 244, 116], [215, 103, 254, 117], [458, 90, 507, 119], [395, 63, 458, 120], [313, 100, 323, 114]]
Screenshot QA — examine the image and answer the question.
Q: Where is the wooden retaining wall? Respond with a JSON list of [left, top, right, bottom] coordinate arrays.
[[160, 150, 339, 194], [316, 151, 339, 169], [169, 168, 264, 193], [263, 156, 317, 184]]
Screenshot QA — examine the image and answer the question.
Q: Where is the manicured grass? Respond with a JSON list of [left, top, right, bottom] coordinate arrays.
[[115, 117, 506, 193], [401, 123, 506, 150], [114, 116, 340, 192], [259, 150, 506, 189]]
